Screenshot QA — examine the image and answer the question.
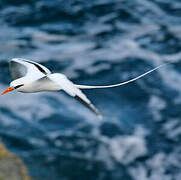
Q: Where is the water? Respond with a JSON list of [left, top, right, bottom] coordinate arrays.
[[0, 0, 181, 179]]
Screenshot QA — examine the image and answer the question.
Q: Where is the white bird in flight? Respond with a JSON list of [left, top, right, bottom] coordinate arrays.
[[1, 58, 167, 119]]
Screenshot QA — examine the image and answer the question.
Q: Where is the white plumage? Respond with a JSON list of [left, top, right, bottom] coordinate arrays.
[[2, 58, 167, 119]]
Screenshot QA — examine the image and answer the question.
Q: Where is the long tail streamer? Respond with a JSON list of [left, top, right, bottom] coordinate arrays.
[[76, 63, 168, 89]]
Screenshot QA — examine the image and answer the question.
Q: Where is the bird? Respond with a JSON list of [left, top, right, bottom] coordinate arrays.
[[1, 58, 167, 119]]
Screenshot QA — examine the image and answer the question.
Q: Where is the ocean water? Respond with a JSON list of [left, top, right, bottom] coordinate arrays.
[[0, 0, 181, 179]]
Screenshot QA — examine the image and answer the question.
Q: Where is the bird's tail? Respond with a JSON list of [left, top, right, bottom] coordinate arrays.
[[75, 63, 168, 89]]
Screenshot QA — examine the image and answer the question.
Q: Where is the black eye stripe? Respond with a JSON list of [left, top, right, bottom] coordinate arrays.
[[14, 84, 24, 89]]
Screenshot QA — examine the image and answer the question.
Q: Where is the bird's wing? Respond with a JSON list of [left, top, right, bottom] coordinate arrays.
[[48, 73, 102, 119], [9, 58, 51, 81]]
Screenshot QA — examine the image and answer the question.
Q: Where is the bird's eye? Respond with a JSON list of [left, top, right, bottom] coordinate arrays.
[[14, 84, 24, 89]]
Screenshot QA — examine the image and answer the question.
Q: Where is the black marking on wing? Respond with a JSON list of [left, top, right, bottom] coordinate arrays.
[[24, 60, 47, 74], [75, 95, 101, 117]]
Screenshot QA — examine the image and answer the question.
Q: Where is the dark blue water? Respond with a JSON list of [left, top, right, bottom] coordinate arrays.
[[0, 0, 181, 179]]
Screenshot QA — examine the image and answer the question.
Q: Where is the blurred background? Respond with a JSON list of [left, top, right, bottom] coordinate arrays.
[[0, 0, 181, 180]]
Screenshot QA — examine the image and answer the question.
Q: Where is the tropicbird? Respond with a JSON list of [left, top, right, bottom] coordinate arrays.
[[1, 58, 167, 119]]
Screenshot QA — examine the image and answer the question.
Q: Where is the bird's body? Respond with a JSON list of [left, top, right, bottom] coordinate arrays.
[[9, 59, 58, 93], [2, 58, 168, 119], [15, 74, 61, 93]]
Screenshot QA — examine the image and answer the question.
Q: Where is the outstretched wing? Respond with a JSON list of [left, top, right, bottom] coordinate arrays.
[[48, 73, 102, 119], [9, 58, 51, 81]]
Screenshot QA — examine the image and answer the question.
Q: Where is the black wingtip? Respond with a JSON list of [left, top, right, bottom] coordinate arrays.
[[75, 95, 103, 119]]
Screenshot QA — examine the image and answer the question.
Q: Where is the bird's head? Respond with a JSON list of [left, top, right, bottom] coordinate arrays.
[[1, 79, 24, 95]]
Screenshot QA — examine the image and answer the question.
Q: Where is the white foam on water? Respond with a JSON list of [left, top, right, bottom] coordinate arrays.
[[148, 95, 166, 121], [109, 127, 148, 165], [129, 153, 172, 180]]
